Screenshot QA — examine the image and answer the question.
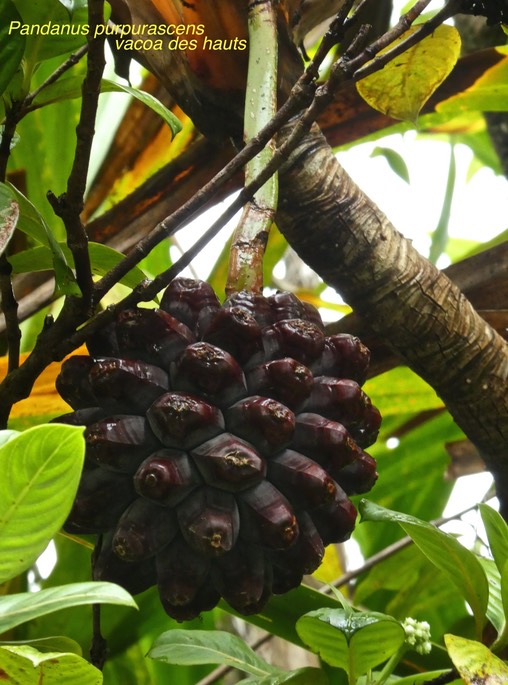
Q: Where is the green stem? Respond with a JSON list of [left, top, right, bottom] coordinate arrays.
[[225, 0, 279, 295], [374, 645, 408, 685]]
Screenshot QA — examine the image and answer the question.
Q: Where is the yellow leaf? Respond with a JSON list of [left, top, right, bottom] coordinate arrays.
[[1, 346, 87, 423], [357, 25, 461, 123], [313, 544, 344, 584], [444, 634, 508, 684]]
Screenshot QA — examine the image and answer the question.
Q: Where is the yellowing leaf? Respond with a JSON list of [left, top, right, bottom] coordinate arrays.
[[1, 346, 87, 422], [445, 634, 508, 684], [437, 55, 508, 115], [313, 545, 344, 584], [357, 25, 461, 122]]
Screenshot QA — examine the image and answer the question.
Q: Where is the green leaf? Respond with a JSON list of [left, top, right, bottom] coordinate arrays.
[[429, 144, 456, 264], [30, 77, 182, 137], [148, 629, 279, 678], [0, 0, 26, 97], [240, 668, 329, 685], [357, 25, 461, 122], [0, 182, 79, 295], [11, 0, 90, 66], [296, 608, 405, 680], [8, 241, 150, 293], [0, 424, 85, 584], [479, 504, 508, 575], [1, 636, 82, 656], [363, 367, 443, 417], [444, 634, 508, 684], [437, 55, 508, 115], [0, 581, 137, 634], [392, 672, 450, 685], [101, 80, 182, 137], [371, 147, 410, 183], [0, 644, 102, 684], [359, 500, 489, 638]]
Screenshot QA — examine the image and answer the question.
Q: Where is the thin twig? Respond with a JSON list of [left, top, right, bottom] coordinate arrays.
[[22, 43, 89, 112], [47, 0, 106, 304], [0, 255, 20, 375]]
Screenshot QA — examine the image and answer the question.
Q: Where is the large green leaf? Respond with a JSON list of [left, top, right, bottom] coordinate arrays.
[[0, 0, 26, 97], [359, 500, 489, 638], [11, 0, 90, 66], [31, 76, 182, 138], [445, 634, 508, 684], [0, 581, 137, 634], [479, 504, 508, 575], [296, 608, 405, 680], [0, 424, 85, 583], [148, 629, 279, 677], [8, 241, 150, 292], [0, 644, 102, 685], [1, 636, 82, 656]]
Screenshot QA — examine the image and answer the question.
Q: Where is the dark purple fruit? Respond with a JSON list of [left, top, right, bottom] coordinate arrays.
[[267, 449, 337, 509], [85, 415, 159, 472], [115, 307, 195, 369], [51, 407, 106, 427], [224, 290, 273, 327], [55, 277, 380, 620], [94, 533, 157, 595], [171, 342, 246, 407], [239, 481, 299, 550], [191, 433, 266, 492], [89, 358, 169, 414], [112, 498, 178, 561], [201, 306, 264, 368], [213, 542, 267, 614], [303, 377, 372, 430], [177, 487, 240, 556], [56, 356, 96, 409], [64, 469, 135, 534], [270, 513, 324, 593], [263, 319, 325, 366], [292, 413, 357, 469], [147, 392, 224, 449], [246, 358, 314, 409], [156, 536, 210, 608], [309, 486, 357, 545], [134, 449, 201, 506], [225, 396, 295, 454], [161, 277, 220, 333], [311, 334, 370, 385], [268, 291, 306, 322], [332, 451, 378, 495]]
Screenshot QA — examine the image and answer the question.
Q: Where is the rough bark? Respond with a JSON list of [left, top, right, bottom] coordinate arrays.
[[276, 122, 508, 510]]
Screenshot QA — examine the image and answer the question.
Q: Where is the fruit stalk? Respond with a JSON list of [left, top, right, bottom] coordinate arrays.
[[226, 0, 279, 295]]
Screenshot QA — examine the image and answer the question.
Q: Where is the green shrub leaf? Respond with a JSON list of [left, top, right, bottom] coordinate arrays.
[[0, 0, 26, 98], [0, 582, 137, 633], [148, 629, 279, 677], [0, 424, 85, 584], [359, 500, 489, 637], [296, 608, 405, 680], [0, 644, 102, 685]]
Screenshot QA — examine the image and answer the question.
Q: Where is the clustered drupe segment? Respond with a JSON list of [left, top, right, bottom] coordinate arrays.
[[54, 278, 381, 621]]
